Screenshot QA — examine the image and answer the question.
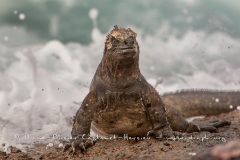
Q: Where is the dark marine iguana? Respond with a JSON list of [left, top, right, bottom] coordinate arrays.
[[65, 26, 238, 152]]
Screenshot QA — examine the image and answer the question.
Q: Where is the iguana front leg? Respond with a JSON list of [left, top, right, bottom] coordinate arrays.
[[143, 86, 173, 139], [165, 105, 231, 133], [64, 92, 99, 153]]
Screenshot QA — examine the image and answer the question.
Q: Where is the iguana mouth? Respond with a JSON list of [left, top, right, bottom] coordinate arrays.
[[113, 47, 137, 58], [116, 48, 136, 55]]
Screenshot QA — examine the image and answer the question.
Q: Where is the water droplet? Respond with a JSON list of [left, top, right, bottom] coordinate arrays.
[[89, 8, 98, 20], [58, 143, 63, 148], [3, 36, 9, 41], [14, 10, 18, 14], [237, 106, 240, 110], [19, 13, 26, 20], [215, 98, 219, 102], [150, 66, 155, 71], [46, 143, 53, 147], [188, 152, 196, 156], [229, 105, 233, 109], [182, 8, 188, 15]]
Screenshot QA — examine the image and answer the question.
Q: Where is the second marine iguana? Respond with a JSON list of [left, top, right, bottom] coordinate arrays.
[[65, 26, 238, 152]]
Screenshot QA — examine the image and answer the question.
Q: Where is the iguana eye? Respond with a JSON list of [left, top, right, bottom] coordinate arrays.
[[125, 37, 134, 46], [111, 37, 119, 45]]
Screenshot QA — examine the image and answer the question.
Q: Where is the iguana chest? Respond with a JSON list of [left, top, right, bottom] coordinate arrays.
[[92, 90, 153, 136]]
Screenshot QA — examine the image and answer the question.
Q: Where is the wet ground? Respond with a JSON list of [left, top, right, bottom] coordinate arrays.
[[1, 111, 239, 160]]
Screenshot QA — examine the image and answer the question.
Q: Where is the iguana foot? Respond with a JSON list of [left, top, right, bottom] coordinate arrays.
[[147, 124, 174, 140], [187, 120, 231, 133], [63, 137, 96, 154]]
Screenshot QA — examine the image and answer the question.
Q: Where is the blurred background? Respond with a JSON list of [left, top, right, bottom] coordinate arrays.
[[1, 0, 240, 84], [0, 0, 240, 149], [1, 0, 240, 45]]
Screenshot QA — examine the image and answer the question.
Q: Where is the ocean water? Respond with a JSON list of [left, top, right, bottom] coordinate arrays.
[[0, 0, 240, 151]]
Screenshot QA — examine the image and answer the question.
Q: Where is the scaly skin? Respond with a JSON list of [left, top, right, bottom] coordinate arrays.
[[66, 26, 234, 152], [162, 89, 240, 117]]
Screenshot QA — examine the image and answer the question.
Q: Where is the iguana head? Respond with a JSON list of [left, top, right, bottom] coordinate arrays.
[[98, 26, 140, 85], [104, 25, 139, 60]]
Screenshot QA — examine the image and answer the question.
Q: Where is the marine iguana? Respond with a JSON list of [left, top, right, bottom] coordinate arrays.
[[66, 26, 237, 152]]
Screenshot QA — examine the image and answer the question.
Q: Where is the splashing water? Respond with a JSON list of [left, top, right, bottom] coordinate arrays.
[[0, 7, 240, 151]]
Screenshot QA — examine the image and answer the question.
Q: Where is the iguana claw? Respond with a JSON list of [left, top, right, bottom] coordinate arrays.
[[63, 138, 96, 154]]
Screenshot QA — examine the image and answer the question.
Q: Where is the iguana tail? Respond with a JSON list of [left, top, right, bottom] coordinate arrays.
[[162, 89, 240, 117]]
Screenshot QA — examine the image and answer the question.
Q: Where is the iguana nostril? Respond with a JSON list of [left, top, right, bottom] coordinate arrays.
[[125, 38, 134, 46]]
